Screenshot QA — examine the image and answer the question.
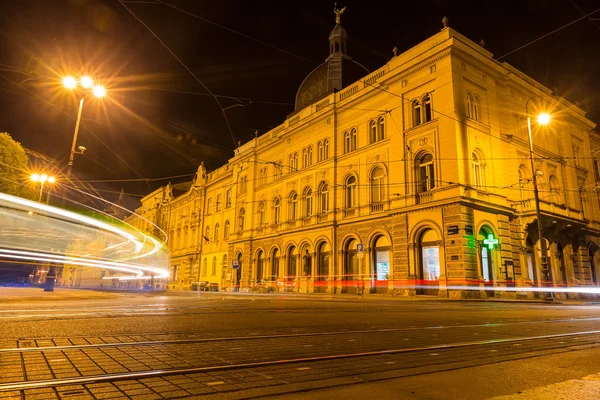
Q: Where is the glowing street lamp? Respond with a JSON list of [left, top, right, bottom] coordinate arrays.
[[31, 173, 56, 202], [62, 75, 107, 177], [526, 103, 554, 300]]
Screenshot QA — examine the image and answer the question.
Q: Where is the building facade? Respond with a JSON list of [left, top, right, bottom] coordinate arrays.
[[128, 16, 600, 298]]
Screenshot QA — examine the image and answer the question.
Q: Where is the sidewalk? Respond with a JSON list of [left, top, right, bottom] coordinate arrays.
[[174, 289, 600, 305], [491, 373, 600, 400], [0, 287, 122, 302]]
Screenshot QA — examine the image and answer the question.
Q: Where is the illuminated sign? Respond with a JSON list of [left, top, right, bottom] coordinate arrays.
[[483, 234, 499, 250]]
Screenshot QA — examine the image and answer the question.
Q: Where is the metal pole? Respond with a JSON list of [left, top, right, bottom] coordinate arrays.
[[66, 97, 85, 177], [526, 113, 554, 301], [38, 181, 45, 202]]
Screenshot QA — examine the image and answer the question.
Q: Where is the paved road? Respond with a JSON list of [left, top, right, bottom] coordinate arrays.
[[0, 289, 600, 399]]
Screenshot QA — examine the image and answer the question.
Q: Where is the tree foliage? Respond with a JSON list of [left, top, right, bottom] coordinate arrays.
[[0, 132, 35, 199]]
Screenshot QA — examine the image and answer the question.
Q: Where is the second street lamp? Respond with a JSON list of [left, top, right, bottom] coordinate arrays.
[[31, 173, 56, 202], [63, 75, 106, 177]]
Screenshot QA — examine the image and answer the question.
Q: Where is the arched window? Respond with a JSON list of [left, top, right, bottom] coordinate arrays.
[[289, 152, 298, 172], [472, 151, 483, 188], [377, 116, 385, 141], [369, 120, 377, 143], [423, 94, 432, 122], [319, 182, 329, 213], [418, 153, 435, 193], [258, 202, 266, 226], [317, 141, 324, 162], [224, 220, 230, 240], [518, 165, 531, 200], [304, 187, 313, 217], [202, 258, 207, 277], [342, 238, 359, 294], [211, 257, 217, 276], [303, 147, 309, 167], [214, 223, 220, 244], [344, 131, 351, 153], [273, 198, 281, 224], [371, 167, 385, 203], [351, 128, 357, 150], [205, 226, 210, 242], [256, 250, 264, 282], [308, 146, 313, 166], [472, 96, 480, 122], [413, 100, 422, 127], [289, 192, 298, 220], [238, 208, 245, 231], [549, 175, 562, 204], [478, 227, 494, 283], [222, 254, 227, 273], [323, 139, 330, 160], [466, 93, 473, 119], [345, 175, 357, 209], [372, 235, 391, 282]]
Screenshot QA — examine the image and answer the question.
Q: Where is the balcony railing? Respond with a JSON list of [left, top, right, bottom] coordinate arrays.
[[370, 202, 384, 213], [301, 216, 312, 226], [418, 191, 433, 204], [287, 220, 298, 229]]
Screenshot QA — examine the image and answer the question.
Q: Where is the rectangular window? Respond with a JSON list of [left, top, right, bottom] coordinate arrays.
[[239, 175, 248, 194], [216, 194, 222, 211], [594, 160, 600, 182], [207, 198, 212, 215], [274, 161, 282, 180]]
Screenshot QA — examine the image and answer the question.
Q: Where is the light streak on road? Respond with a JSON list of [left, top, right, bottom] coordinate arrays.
[[0, 192, 169, 281]]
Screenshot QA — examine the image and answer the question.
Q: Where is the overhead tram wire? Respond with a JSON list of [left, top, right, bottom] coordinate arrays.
[[119, 0, 239, 149], [497, 7, 600, 60]]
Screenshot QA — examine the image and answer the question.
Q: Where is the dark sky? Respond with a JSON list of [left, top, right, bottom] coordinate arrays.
[[1, 0, 599, 208]]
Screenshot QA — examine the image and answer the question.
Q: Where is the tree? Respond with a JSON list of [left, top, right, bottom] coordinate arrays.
[[0, 132, 35, 199]]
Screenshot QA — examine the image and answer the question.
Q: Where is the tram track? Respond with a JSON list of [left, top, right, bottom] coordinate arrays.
[[1, 329, 599, 392], [2, 316, 599, 353]]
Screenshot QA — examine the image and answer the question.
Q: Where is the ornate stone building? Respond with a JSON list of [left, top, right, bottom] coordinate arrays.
[[128, 14, 600, 298]]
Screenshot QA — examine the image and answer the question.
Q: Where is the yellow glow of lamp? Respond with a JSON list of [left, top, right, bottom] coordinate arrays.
[[63, 76, 77, 89], [30, 173, 40, 182], [537, 113, 551, 126], [80, 76, 94, 88], [92, 85, 106, 98]]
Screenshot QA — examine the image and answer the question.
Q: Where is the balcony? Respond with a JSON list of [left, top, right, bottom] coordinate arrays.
[[317, 213, 329, 223], [370, 202, 384, 213], [343, 208, 356, 218], [417, 191, 433, 204]]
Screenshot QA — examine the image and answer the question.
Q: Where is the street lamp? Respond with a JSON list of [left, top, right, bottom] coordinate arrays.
[[31, 173, 56, 202], [526, 104, 554, 300], [62, 75, 106, 177]]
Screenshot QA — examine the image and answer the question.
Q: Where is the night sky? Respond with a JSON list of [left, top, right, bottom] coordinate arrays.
[[1, 0, 599, 208]]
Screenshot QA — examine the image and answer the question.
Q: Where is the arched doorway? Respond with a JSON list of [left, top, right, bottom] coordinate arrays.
[[590, 243, 598, 285], [371, 235, 391, 293], [315, 242, 330, 293], [417, 229, 440, 295], [271, 248, 280, 279], [526, 237, 537, 284], [478, 227, 495, 296], [256, 250, 265, 284], [343, 238, 360, 294], [556, 243, 568, 286], [285, 246, 297, 291]]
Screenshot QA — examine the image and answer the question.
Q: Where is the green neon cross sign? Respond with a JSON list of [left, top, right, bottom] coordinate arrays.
[[483, 234, 499, 250]]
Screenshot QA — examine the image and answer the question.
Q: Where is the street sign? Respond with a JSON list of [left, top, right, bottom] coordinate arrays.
[[447, 225, 459, 235], [232, 259, 239, 269]]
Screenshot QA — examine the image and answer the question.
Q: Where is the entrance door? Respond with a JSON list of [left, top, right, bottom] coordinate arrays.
[[343, 239, 359, 294], [417, 229, 440, 295]]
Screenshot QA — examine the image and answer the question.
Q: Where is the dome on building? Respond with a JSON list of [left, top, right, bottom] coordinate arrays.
[[293, 7, 369, 113]]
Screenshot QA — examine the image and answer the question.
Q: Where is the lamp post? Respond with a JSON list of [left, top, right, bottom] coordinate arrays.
[[526, 104, 554, 300], [62, 76, 106, 177], [30, 173, 56, 202]]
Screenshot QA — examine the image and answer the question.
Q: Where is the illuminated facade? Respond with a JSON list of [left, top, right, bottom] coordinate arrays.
[[129, 16, 600, 298]]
